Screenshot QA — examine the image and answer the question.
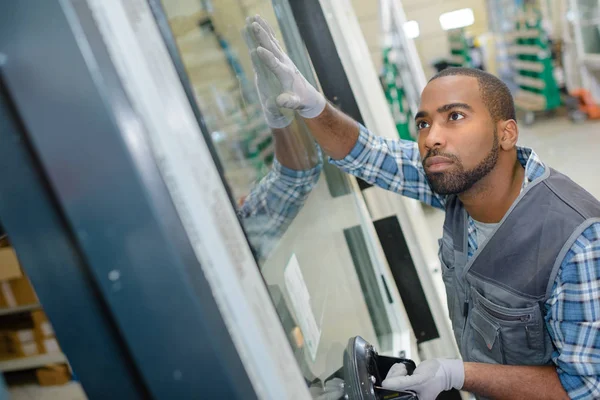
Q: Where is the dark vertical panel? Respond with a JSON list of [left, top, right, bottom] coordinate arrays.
[[287, 0, 373, 190], [373, 217, 440, 343], [0, 1, 256, 398]]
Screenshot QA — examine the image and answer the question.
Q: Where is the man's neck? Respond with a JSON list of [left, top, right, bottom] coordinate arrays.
[[458, 158, 525, 223]]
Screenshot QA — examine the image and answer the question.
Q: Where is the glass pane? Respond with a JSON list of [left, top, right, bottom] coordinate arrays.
[[582, 24, 600, 54], [160, 0, 402, 394], [576, 0, 600, 24]]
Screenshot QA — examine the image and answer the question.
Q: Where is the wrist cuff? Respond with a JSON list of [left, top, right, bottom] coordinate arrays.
[[298, 94, 326, 119]]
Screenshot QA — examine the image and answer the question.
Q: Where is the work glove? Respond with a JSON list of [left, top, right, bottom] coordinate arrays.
[[244, 21, 294, 129], [382, 359, 464, 400], [247, 15, 326, 119]]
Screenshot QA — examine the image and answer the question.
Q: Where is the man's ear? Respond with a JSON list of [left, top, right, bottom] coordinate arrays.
[[499, 119, 518, 151]]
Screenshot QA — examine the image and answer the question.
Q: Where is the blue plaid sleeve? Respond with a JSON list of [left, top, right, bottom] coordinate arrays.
[[237, 151, 322, 258], [545, 222, 600, 399], [329, 123, 446, 209]]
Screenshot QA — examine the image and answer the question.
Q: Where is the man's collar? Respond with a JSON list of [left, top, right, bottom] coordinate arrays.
[[516, 146, 546, 187]]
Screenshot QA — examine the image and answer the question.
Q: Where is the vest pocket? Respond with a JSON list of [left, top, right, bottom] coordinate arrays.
[[469, 307, 504, 364], [471, 289, 545, 365]]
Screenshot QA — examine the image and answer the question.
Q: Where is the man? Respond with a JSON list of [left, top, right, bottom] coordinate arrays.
[[245, 16, 600, 400]]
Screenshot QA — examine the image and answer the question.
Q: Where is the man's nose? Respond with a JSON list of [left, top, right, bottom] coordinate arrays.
[[423, 123, 446, 150]]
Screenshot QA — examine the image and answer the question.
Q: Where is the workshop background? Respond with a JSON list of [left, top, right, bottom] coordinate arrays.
[[1, 0, 599, 398]]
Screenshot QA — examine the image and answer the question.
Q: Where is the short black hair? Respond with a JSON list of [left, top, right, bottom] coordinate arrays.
[[429, 67, 516, 122]]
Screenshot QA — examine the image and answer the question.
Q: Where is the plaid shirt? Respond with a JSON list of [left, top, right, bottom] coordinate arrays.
[[237, 153, 322, 259], [329, 124, 600, 399]]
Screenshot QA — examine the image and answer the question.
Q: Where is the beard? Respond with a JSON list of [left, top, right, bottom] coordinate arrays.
[[423, 130, 499, 195]]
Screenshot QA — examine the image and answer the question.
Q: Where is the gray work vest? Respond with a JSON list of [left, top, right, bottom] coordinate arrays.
[[440, 167, 600, 366]]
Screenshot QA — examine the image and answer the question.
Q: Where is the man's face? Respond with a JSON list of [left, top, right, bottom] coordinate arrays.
[[416, 75, 499, 195]]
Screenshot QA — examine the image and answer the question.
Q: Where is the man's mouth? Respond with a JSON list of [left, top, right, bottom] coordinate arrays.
[[424, 156, 454, 172]]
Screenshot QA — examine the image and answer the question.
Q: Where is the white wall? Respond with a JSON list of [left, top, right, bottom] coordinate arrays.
[[351, 0, 491, 78], [352, 0, 384, 71], [403, 0, 490, 77]]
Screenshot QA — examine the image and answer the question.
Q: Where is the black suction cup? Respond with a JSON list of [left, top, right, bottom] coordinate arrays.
[[343, 336, 418, 400]]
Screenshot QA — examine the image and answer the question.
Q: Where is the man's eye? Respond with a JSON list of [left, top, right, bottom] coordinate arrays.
[[416, 120, 430, 130], [449, 112, 465, 121]]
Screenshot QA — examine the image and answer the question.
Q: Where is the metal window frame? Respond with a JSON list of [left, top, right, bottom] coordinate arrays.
[[0, 43, 149, 399], [0, 0, 460, 398], [0, 1, 311, 398]]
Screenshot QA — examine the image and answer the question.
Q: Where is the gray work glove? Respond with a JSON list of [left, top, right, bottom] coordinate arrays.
[[382, 359, 465, 400], [248, 15, 326, 119], [244, 19, 294, 129]]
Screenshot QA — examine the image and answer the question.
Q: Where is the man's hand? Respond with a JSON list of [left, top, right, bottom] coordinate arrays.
[[248, 15, 326, 119], [244, 20, 293, 129], [244, 15, 359, 161], [382, 359, 464, 400]]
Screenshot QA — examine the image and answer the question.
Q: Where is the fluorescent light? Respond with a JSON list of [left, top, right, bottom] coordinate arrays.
[[403, 20, 420, 39], [439, 8, 475, 31]]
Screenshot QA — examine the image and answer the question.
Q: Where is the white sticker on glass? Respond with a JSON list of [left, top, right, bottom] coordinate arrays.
[[284, 254, 321, 361]]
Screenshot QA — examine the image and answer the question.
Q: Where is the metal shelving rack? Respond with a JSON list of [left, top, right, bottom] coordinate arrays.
[[0, 304, 40, 317], [0, 353, 67, 373], [381, 48, 412, 141], [0, 304, 68, 373], [379, 0, 426, 141], [448, 28, 472, 67], [487, 0, 522, 92], [510, 6, 561, 124], [566, 0, 600, 103]]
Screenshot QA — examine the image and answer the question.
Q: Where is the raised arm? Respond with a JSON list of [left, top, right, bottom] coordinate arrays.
[[237, 21, 323, 257], [249, 15, 445, 209]]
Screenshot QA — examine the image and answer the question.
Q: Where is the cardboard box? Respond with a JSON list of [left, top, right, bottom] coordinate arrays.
[[0, 291, 7, 309], [0, 329, 35, 344], [16, 341, 39, 357], [0, 235, 10, 248], [0, 312, 36, 341], [0, 312, 43, 359], [38, 337, 61, 354], [0, 277, 38, 307], [0, 326, 38, 359], [0, 247, 22, 281], [10, 277, 38, 305], [36, 364, 71, 386], [0, 340, 40, 359], [32, 310, 54, 338]]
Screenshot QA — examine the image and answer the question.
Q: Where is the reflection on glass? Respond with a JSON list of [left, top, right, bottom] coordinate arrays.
[[161, 0, 400, 396], [574, 1, 600, 54]]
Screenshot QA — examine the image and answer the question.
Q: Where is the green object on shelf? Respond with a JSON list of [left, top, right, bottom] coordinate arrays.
[[381, 48, 414, 141], [513, 6, 561, 111], [448, 28, 472, 68], [240, 107, 275, 181]]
